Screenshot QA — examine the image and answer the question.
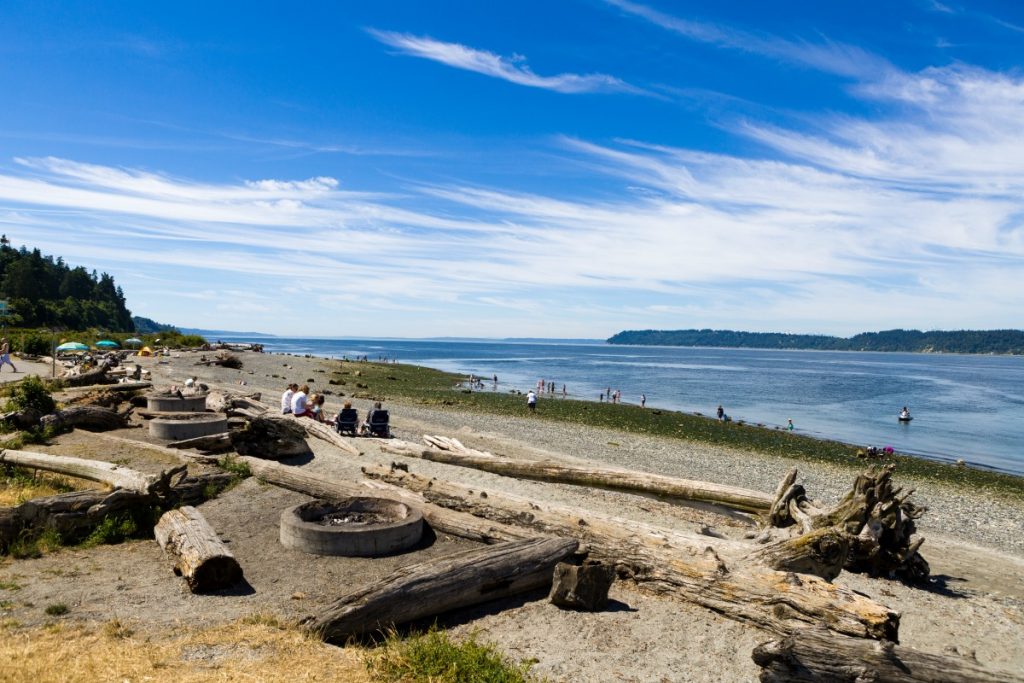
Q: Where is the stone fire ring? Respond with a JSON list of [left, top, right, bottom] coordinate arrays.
[[280, 498, 424, 557], [150, 413, 228, 441], [146, 393, 208, 412]]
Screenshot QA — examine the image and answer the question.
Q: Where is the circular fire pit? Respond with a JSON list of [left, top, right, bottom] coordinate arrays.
[[150, 413, 228, 441], [280, 498, 423, 557], [146, 392, 208, 413]]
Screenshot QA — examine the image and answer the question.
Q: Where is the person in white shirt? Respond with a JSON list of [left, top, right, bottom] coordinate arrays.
[[526, 389, 537, 412], [281, 383, 297, 414], [291, 384, 311, 417]]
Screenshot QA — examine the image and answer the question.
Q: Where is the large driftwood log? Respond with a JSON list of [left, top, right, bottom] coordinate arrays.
[[0, 449, 163, 493], [767, 466, 929, 582], [0, 471, 235, 550], [154, 506, 243, 592], [383, 435, 773, 514], [283, 415, 362, 456], [362, 464, 899, 641], [59, 381, 152, 394], [752, 626, 1023, 682], [40, 405, 128, 432], [168, 432, 233, 454], [59, 364, 114, 387], [230, 416, 311, 460], [304, 537, 578, 641]]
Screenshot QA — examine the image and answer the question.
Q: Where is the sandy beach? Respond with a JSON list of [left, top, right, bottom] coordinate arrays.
[[2, 350, 1023, 682]]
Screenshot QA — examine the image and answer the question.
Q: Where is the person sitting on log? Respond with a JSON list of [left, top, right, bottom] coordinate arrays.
[[291, 384, 312, 417]]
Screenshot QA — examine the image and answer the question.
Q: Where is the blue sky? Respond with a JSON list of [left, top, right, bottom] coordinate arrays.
[[2, 1, 1023, 337]]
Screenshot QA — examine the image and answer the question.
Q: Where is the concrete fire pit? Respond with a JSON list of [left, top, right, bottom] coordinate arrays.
[[280, 498, 424, 557], [146, 392, 208, 413], [150, 413, 228, 441]]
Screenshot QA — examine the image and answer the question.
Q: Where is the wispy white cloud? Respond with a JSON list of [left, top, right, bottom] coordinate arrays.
[[604, 0, 893, 79], [368, 29, 645, 95]]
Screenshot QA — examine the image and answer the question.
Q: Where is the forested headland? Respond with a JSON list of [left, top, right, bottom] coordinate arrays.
[[607, 328, 1024, 355], [0, 236, 133, 330]]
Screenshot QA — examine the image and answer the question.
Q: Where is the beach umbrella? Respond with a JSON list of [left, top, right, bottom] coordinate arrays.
[[56, 342, 89, 352], [95, 340, 120, 349], [125, 337, 143, 348]]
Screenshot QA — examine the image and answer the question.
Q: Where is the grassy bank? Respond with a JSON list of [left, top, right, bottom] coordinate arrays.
[[327, 360, 1024, 501]]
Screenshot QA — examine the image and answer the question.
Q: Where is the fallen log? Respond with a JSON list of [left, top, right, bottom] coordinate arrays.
[[239, 457, 531, 545], [0, 408, 41, 430], [0, 449, 163, 493], [59, 364, 113, 387], [362, 463, 899, 641], [230, 416, 311, 460], [303, 537, 578, 641], [751, 626, 1023, 682], [154, 505, 243, 592], [167, 432, 233, 454], [40, 405, 128, 432], [766, 466, 929, 582], [205, 390, 265, 413], [59, 381, 151, 394], [385, 435, 774, 514], [281, 414, 362, 456], [0, 471, 235, 550]]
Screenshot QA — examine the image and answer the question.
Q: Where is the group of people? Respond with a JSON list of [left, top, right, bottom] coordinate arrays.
[[280, 383, 389, 436], [537, 379, 567, 397]]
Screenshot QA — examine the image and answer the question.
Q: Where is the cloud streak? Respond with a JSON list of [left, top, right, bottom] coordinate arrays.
[[368, 29, 644, 94]]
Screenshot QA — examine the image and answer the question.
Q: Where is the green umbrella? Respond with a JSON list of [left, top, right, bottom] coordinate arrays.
[[56, 342, 89, 352], [95, 340, 120, 349]]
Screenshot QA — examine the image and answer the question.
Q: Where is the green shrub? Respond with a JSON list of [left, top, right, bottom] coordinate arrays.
[[367, 627, 541, 683], [16, 331, 52, 356], [4, 376, 56, 415], [80, 511, 149, 548], [44, 603, 69, 616]]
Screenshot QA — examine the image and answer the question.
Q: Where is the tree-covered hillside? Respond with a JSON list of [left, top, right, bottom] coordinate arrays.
[[0, 237, 134, 330], [607, 328, 1024, 355]]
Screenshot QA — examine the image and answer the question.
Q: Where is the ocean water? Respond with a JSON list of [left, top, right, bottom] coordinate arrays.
[[220, 336, 1024, 475]]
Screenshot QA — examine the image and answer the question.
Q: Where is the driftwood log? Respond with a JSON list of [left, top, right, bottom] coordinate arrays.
[[206, 390, 265, 414], [0, 408, 42, 430], [230, 416, 310, 460], [59, 364, 114, 387], [0, 449, 166, 493], [283, 415, 362, 456], [59, 381, 151, 394], [168, 432, 233, 454], [0, 470, 235, 550], [752, 627, 1023, 682], [40, 405, 128, 432], [303, 537, 578, 641], [195, 353, 242, 369], [383, 435, 773, 514], [766, 466, 929, 582], [154, 505, 243, 592], [362, 463, 899, 641]]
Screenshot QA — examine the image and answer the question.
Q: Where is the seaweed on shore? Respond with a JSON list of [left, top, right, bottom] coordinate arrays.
[[326, 360, 1024, 502]]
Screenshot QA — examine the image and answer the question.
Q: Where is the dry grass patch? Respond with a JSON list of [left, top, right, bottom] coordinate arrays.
[[0, 615, 370, 682], [0, 469, 91, 507]]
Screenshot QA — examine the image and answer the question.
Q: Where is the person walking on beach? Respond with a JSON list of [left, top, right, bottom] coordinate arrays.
[[281, 383, 296, 414], [526, 389, 537, 412], [717, 404, 725, 421], [0, 338, 17, 373], [562, 384, 567, 397], [641, 393, 646, 408], [787, 418, 794, 431]]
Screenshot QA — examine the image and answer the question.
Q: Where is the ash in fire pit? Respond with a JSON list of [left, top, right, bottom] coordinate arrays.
[[319, 510, 393, 527], [280, 497, 424, 556]]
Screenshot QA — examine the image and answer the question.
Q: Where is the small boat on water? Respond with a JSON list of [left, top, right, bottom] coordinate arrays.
[[898, 409, 912, 422]]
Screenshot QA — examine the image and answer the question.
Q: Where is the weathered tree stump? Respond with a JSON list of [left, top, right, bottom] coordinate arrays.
[[60, 364, 114, 387], [549, 559, 616, 611], [766, 466, 929, 582], [230, 415, 310, 460], [303, 537, 578, 641], [154, 505, 243, 592], [752, 626, 1023, 682]]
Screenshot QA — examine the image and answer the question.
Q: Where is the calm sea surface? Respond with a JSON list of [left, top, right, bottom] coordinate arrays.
[[220, 337, 1024, 475]]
